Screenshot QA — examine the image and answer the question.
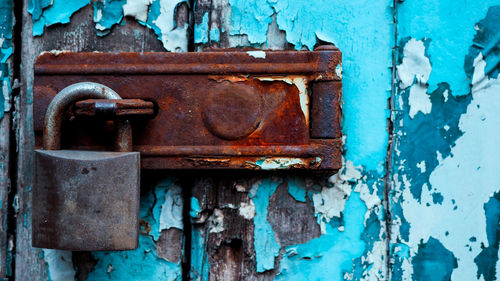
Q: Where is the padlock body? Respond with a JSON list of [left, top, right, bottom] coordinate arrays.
[[33, 150, 140, 251]]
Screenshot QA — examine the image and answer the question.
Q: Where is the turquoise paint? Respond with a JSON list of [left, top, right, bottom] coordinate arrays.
[[30, 0, 90, 36], [411, 237, 458, 281], [431, 192, 444, 205], [150, 179, 170, 239], [190, 227, 209, 280], [393, 243, 410, 259], [194, 12, 209, 44], [29, 0, 124, 36], [392, 3, 500, 280], [349, 174, 386, 280], [87, 178, 182, 280], [249, 178, 281, 272], [465, 6, 500, 82], [0, 0, 12, 119], [93, 0, 126, 36], [27, 0, 52, 21], [143, 0, 189, 51], [398, 0, 500, 96], [228, 0, 273, 44], [474, 192, 499, 281], [143, 1, 162, 42], [361, 211, 382, 250], [29, 0, 189, 51], [393, 39, 471, 201], [190, 197, 201, 219], [286, 177, 306, 203], [275, 192, 366, 281], [87, 236, 180, 281], [227, 0, 392, 170], [209, 28, 220, 42]]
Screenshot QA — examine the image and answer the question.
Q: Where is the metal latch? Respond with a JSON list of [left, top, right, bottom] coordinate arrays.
[[33, 46, 342, 170]]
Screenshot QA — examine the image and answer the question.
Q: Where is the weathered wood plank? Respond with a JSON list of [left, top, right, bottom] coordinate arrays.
[[17, 2, 188, 280], [190, 1, 327, 278], [0, 115, 11, 280], [191, 1, 329, 279], [191, 1, 391, 280], [190, 173, 327, 280], [0, 0, 13, 278]]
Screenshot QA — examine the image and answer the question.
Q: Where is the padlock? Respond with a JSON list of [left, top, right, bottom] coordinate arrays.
[[32, 82, 140, 251]]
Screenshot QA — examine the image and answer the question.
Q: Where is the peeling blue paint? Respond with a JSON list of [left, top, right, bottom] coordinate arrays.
[[249, 178, 281, 272], [431, 192, 444, 205], [194, 12, 209, 44], [27, 0, 52, 21], [394, 79, 471, 201], [190, 227, 209, 281], [465, 6, 500, 83], [276, 192, 366, 280], [190, 197, 201, 219], [0, 0, 12, 119], [398, 0, 500, 96], [143, 0, 189, 51], [474, 191, 500, 281], [412, 237, 457, 281], [209, 28, 220, 43], [227, 0, 273, 45], [286, 177, 306, 203], [392, 3, 500, 280], [43, 249, 74, 281], [93, 0, 126, 36], [226, 0, 392, 171], [29, 0, 90, 36], [29, 0, 189, 51], [394, 37, 472, 202], [87, 235, 180, 281]]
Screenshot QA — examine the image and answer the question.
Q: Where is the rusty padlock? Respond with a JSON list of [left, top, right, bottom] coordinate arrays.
[[32, 82, 140, 251]]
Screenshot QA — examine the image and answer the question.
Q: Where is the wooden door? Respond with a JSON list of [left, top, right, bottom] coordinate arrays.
[[1, 0, 498, 280]]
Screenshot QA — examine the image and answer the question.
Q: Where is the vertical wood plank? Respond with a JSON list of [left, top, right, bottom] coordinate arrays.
[[16, 2, 189, 280], [0, 0, 13, 278], [190, 172, 326, 280], [0, 115, 11, 280], [191, 4, 323, 279], [191, 1, 392, 280]]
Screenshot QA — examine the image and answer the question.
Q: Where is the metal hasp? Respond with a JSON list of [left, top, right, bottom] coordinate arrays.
[[33, 82, 141, 251], [33, 46, 342, 170]]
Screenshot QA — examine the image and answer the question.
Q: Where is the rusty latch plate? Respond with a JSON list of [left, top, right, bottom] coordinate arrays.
[[34, 48, 342, 170]]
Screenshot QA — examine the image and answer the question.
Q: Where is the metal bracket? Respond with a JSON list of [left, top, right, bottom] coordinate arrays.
[[34, 46, 342, 170]]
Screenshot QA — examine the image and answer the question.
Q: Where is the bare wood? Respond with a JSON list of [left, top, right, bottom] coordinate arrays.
[[191, 171, 323, 280], [0, 114, 11, 279], [0, 0, 14, 277]]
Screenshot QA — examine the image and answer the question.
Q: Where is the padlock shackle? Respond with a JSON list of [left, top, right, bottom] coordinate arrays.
[[43, 82, 132, 152]]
